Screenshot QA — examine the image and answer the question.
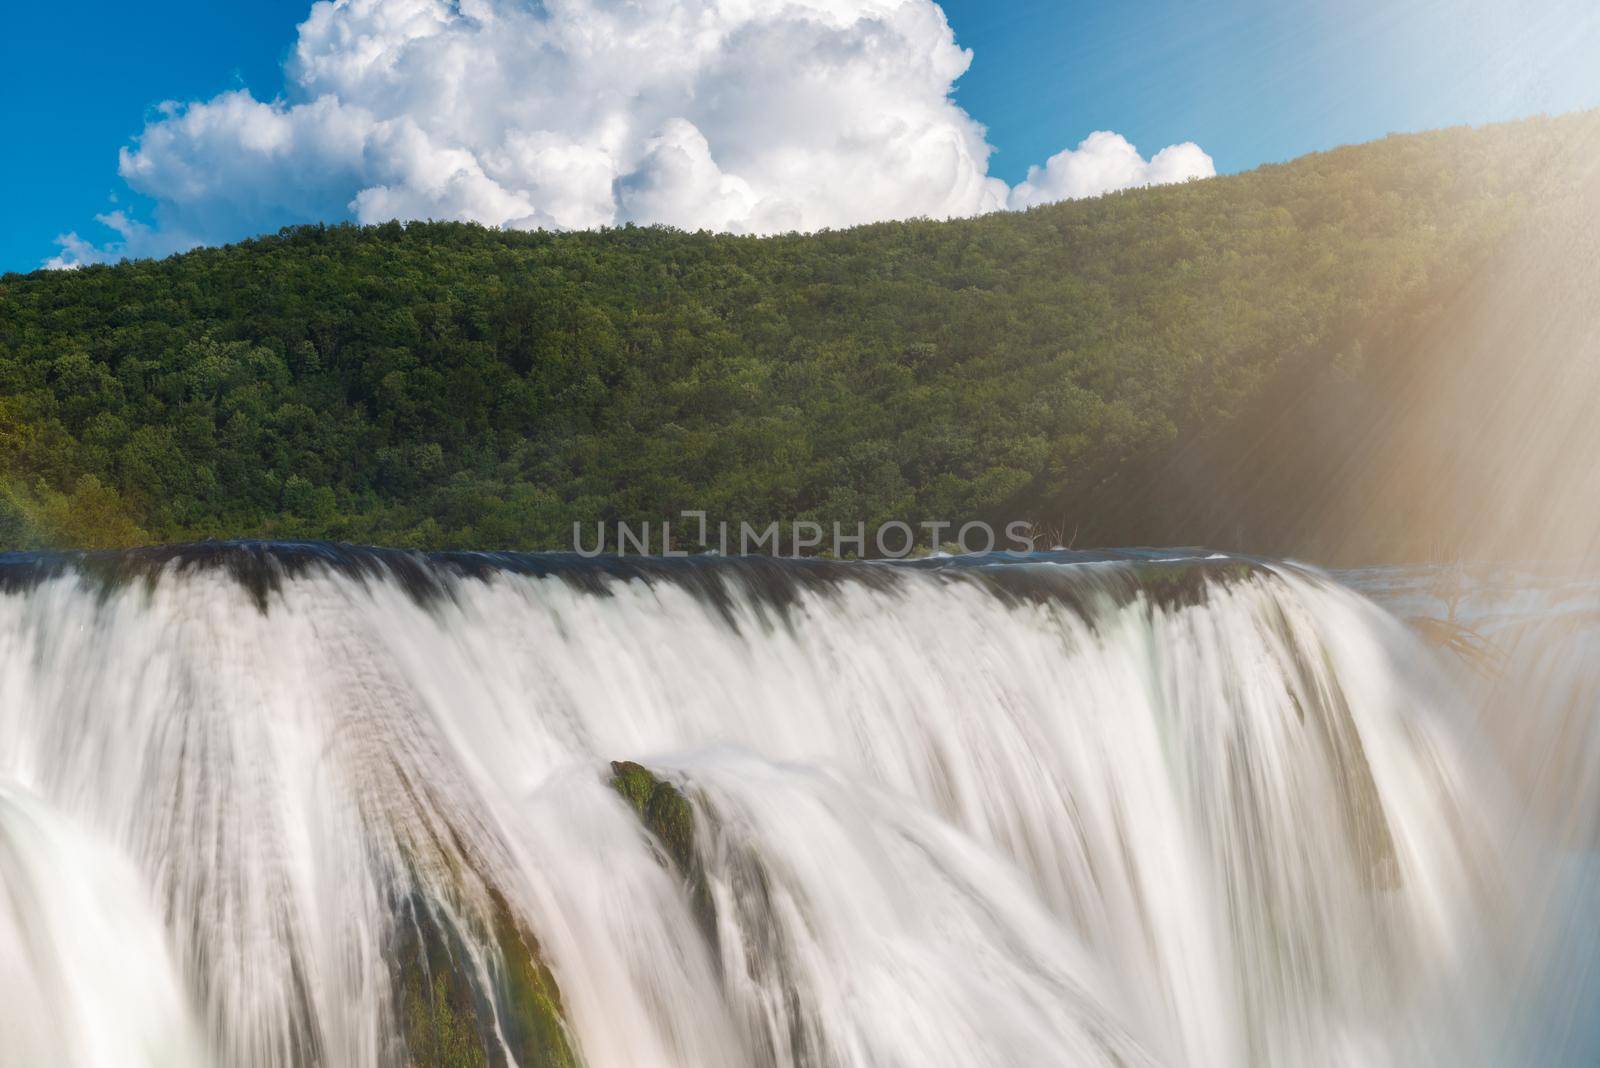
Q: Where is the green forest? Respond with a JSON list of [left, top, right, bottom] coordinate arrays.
[[2, 111, 1596, 558]]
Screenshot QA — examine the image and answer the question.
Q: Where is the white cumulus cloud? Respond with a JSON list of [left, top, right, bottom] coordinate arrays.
[[48, 0, 1215, 267], [1006, 131, 1215, 210], [45, 211, 157, 270]]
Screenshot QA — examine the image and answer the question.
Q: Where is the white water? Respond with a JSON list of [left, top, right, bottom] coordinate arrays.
[[0, 551, 1588, 1066]]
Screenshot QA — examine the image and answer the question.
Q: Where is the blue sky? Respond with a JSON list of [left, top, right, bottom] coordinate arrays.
[[3, 0, 1598, 274], [3, 2, 306, 272]]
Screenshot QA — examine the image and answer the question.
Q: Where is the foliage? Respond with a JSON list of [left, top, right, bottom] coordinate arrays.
[[1, 113, 1594, 553]]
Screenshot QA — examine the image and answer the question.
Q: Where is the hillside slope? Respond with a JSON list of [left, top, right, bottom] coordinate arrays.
[[3, 111, 1597, 558]]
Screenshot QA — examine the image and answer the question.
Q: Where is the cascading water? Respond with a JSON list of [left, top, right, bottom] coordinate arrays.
[[0, 544, 1586, 1067]]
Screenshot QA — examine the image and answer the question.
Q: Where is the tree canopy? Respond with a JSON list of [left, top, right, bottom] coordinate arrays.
[[2, 112, 1595, 557]]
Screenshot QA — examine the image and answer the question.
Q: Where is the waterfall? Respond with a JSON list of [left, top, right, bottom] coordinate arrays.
[[0, 545, 1577, 1066]]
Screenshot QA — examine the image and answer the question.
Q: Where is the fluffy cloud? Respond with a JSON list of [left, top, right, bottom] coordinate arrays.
[[1007, 131, 1215, 210], [49, 0, 1214, 267], [45, 211, 157, 270]]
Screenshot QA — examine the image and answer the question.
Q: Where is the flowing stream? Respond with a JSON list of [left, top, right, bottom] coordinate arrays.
[[0, 544, 1592, 1067]]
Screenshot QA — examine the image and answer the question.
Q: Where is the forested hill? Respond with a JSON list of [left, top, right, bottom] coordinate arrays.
[[3, 111, 1597, 559]]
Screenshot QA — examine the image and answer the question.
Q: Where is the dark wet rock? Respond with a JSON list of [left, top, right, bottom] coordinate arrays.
[[0, 539, 1281, 625]]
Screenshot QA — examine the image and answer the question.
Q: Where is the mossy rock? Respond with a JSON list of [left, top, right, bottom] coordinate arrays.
[[394, 894, 495, 1068], [609, 761, 717, 950], [486, 887, 579, 1068], [392, 889, 580, 1068], [609, 761, 695, 872]]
